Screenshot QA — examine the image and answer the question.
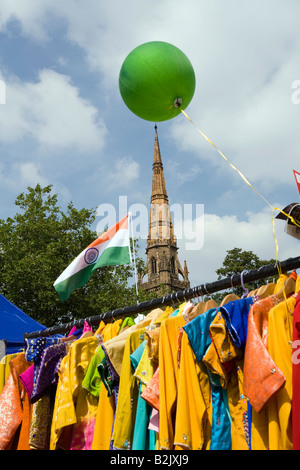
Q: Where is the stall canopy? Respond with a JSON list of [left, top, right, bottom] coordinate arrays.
[[0, 294, 45, 355]]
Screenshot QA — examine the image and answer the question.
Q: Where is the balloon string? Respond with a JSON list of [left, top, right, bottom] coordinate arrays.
[[179, 107, 300, 280]]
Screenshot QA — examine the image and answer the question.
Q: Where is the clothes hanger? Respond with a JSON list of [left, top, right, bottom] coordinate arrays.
[[256, 282, 276, 299], [186, 301, 207, 321], [203, 299, 219, 311], [220, 275, 240, 306], [220, 293, 240, 306], [240, 270, 249, 298], [274, 276, 296, 301]]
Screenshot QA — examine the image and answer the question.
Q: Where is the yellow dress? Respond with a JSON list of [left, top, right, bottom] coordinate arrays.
[[91, 310, 163, 450], [50, 335, 99, 450], [174, 329, 211, 450], [111, 327, 148, 449], [0, 353, 19, 394], [267, 296, 296, 450], [158, 314, 187, 450], [91, 320, 125, 451]]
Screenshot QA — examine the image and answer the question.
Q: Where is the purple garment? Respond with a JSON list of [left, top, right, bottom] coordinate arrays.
[[101, 345, 119, 383], [31, 342, 67, 403]]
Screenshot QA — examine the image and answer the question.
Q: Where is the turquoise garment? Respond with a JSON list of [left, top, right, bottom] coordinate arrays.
[[130, 341, 156, 450], [209, 372, 232, 450], [170, 308, 179, 317], [183, 307, 217, 362], [183, 307, 232, 450]]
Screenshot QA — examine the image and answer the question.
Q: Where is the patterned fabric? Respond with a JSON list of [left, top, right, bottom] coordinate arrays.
[[29, 394, 54, 450], [31, 342, 67, 403], [141, 367, 160, 410], [0, 353, 33, 450], [50, 335, 100, 450]]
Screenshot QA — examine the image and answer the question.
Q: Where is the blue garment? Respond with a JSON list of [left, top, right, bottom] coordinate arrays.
[[130, 341, 156, 451], [219, 297, 253, 350], [184, 308, 232, 450], [219, 297, 254, 450]]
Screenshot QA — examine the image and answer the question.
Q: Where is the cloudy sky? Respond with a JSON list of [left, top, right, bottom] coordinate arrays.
[[0, 0, 299, 290]]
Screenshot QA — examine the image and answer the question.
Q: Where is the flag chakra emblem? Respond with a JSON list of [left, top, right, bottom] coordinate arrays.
[[84, 247, 99, 265]]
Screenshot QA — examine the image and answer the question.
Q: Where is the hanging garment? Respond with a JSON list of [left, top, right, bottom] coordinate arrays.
[[111, 328, 148, 449], [292, 291, 300, 450], [267, 296, 295, 450], [91, 311, 163, 450], [130, 340, 157, 450], [103, 308, 164, 379], [0, 353, 33, 450], [243, 296, 286, 413], [30, 342, 67, 404], [183, 307, 232, 450], [173, 328, 211, 450], [206, 307, 251, 450], [141, 365, 160, 411], [29, 393, 54, 450], [90, 318, 128, 451], [0, 353, 20, 394], [219, 297, 254, 351], [158, 313, 188, 450], [243, 296, 286, 450], [50, 335, 100, 450]]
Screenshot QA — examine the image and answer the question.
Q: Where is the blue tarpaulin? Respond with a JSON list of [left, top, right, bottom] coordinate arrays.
[[0, 294, 45, 355]]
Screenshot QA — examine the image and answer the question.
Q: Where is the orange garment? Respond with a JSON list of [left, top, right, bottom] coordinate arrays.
[[243, 296, 285, 413], [0, 353, 33, 450], [243, 296, 287, 450], [158, 314, 186, 450], [141, 366, 160, 410]]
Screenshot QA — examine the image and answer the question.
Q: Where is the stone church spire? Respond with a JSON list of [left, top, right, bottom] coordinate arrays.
[[138, 125, 190, 294]]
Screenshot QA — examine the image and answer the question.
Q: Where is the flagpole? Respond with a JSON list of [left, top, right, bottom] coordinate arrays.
[[128, 212, 140, 305]]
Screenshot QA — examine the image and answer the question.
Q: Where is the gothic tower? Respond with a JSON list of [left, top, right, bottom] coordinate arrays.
[[138, 125, 190, 293]]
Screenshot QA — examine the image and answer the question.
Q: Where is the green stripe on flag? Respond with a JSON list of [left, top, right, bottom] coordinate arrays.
[[92, 245, 131, 271], [54, 264, 93, 301], [54, 245, 131, 301]]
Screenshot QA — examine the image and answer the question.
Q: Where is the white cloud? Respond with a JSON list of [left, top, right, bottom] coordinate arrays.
[[0, 161, 48, 190], [176, 207, 300, 288], [18, 162, 49, 187], [0, 0, 300, 290], [0, 69, 107, 152], [107, 156, 141, 190]]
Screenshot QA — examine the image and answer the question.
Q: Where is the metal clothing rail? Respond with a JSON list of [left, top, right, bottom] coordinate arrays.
[[24, 255, 300, 340]]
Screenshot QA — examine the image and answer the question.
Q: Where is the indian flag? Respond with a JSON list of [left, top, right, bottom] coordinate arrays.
[[54, 214, 132, 301]]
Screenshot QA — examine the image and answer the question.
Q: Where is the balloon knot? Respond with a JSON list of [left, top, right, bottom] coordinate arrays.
[[174, 98, 182, 108]]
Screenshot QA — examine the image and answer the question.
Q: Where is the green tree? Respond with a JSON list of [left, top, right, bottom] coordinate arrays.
[[212, 247, 276, 301], [0, 184, 154, 327]]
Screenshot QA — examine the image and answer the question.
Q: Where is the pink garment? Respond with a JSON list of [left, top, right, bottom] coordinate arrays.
[[68, 326, 77, 337], [19, 364, 35, 399], [82, 321, 92, 334], [148, 408, 159, 432]]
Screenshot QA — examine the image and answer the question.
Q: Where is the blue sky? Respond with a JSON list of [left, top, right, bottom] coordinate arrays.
[[0, 0, 299, 289]]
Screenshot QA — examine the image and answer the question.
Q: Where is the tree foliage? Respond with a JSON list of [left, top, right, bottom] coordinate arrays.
[[0, 185, 154, 327], [212, 247, 276, 301]]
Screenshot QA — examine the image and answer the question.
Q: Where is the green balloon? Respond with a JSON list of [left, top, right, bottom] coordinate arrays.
[[119, 41, 196, 122]]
